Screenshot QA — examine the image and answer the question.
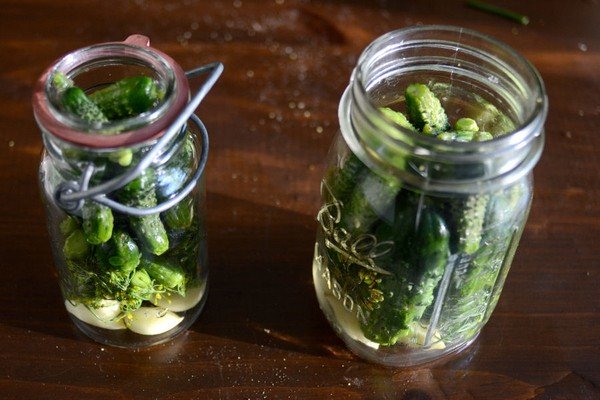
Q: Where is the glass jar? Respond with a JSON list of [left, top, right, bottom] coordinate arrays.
[[33, 35, 222, 347], [312, 26, 547, 366]]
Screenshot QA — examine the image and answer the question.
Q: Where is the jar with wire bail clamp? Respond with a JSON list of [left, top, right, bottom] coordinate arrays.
[[34, 35, 223, 347], [312, 26, 547, 366]]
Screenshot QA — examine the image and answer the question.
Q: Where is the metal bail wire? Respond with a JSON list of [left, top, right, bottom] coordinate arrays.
[[55, 62, 224, 216]]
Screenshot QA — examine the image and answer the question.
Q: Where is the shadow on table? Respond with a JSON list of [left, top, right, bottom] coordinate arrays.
[[0, 212, 89, 343], [2, 191, 353, 356], [191, 191, 354, 359]]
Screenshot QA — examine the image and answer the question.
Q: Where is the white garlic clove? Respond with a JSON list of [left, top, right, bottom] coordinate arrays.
[[408, 322, 446, 350], [65, 300, 126, 330], [127, 307, 183, 335], [325, 294, 380, 350], [154, 282, 206, 312]]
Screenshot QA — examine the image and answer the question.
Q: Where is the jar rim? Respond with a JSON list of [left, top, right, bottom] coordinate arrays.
[[342, 25, 548, 192], [354, 25, 547, 154], [32, 35, 190, 149]]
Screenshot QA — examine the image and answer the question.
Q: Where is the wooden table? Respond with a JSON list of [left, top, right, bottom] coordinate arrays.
[[1, 0, 598, 398]]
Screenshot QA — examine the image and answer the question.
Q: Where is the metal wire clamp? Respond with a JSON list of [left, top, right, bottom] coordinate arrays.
[[55, 62, 223, 216]]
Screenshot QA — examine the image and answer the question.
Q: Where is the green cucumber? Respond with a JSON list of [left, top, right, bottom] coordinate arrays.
[[324, 153, 366, 206], [405, 83, 449, 135], [163, 196, 195, 230], [450, 194, 489, 255], [96, 229, 141, 274], [472, 97, 516, 136], [379, 107, 417, 133], [61, 87, 108, 123], [141, 257, 186, 294], [340, 170, 401, 235], [438, 130, 476, 142], [82, 202, 114, 245], [454, 118, 479, 132], [362, 199, 450, 346], [89, 77, 163, 120], [63, 229, 90, 260], [118, 169, 169, 255]]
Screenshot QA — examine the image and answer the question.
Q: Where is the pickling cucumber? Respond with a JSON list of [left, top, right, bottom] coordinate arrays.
[[89, 76, 163, 120], [82, 202, 114, 245], [405, 83, 449, 135], [118, 169, 169, 256], [61, 87, 108, 123]]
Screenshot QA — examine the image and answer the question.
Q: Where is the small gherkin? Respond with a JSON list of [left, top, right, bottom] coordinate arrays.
[[61, 87, 109, 123], [438, 130, 476, 142], [438, 118, 487, 143], [340, 170, 401, 236], [361, 199, 451, 346], [89, 76, 163, 120], [95, 229, 141, 286], [405, 83, 449, 135], [360, 274, 411, 345], [443, 183, 527, 342], [63, 229, 90, 260], [118, 169, 169, 256], [141, 257, 187, 295], [454, 117, 479, 132], [324, 153, 366, 205], [451, 194, 489, 255], [378, 107, 417, 133], [82, 201, 114, 245], [163, 196, 195, 230], [471, 96, 516, 136]]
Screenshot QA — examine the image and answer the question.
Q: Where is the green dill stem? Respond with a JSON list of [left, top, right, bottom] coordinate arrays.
[[466, 0, 530, 25]]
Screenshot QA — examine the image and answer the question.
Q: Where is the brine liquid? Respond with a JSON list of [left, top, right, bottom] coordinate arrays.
[[371, 77, 520, 136]]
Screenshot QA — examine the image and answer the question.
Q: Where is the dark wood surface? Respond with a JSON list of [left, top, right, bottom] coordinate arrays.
[[1, 0, 599, 398]]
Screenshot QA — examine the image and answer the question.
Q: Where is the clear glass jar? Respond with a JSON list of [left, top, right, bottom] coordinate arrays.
[[33, 35, 220, 347], [312, 26, 547, 366]]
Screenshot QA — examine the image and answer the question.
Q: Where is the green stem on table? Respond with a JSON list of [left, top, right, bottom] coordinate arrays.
[[466, 0, 529, 25]]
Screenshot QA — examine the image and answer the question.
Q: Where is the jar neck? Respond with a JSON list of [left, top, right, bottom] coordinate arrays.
[[340, 26, 547, 194], [33, 35, 189, 150], [41, 124, 187, 179]]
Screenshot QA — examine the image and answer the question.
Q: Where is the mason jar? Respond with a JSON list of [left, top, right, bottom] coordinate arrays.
[[312, 26, 547, 366], [33, 35, 222, 347]]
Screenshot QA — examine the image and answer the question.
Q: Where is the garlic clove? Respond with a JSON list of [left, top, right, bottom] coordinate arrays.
[[325, 294, 380, 350], [127, 307, 183, 335], [154, 282, 206, 312], [408, 322, 446, 350], [65, 300, 126, 330]]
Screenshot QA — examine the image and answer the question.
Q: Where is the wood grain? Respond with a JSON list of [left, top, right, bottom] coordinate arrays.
[[0, 0, 598, 398]]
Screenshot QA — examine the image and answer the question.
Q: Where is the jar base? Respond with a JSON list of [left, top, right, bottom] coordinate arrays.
[[313, 252, 479, 367], [68, 281, 208, 349], [341, 328, 480, 368]]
